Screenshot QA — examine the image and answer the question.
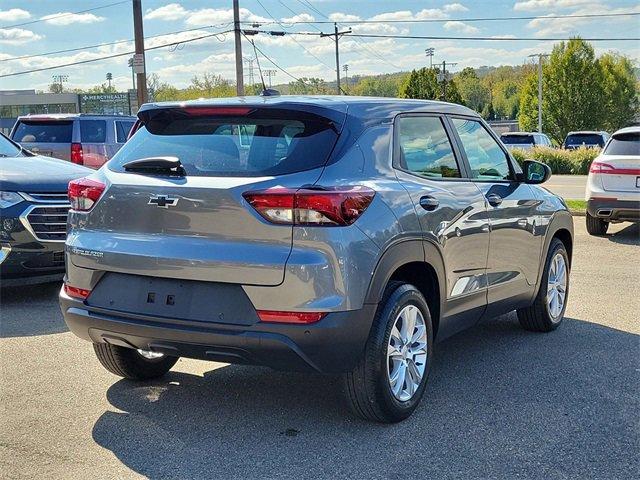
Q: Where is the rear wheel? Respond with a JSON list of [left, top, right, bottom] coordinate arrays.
[[93, 343, 178, 380], [343, 283, 434, 423], [586, 212, 609, 236]]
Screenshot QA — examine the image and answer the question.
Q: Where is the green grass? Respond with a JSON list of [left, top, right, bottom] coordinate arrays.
[[565, 199, 587, 213]]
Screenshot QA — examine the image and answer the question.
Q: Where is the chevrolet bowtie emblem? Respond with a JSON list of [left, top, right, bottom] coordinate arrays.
[[148, 195, 179, 208]]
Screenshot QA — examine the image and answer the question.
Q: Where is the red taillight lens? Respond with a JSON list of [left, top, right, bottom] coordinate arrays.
[[71, 143, 84, 165], [590, 161, 614, 173], [257, 310, 326, 324], [243, 186, 375, 226], [64, 283, 91, 300], [68, 177, 106, 211]]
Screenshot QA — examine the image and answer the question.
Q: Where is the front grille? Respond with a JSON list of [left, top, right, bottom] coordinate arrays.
[[21, 192, 69, 203], [24, 205, 69, 241]]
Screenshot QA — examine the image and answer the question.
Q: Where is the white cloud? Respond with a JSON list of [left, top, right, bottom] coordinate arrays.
[[144, 3, 188, 21], [369, 9, 449, 22], [0, 8, 31, 21], [514, 0, 594, 11], [443, 21, 480, 34], [281, 13, 315, 24], [42, 12, 105, 26], [443, 3, 469, 13], [328, 13, 361, 22], [0, 28, 43, 45]]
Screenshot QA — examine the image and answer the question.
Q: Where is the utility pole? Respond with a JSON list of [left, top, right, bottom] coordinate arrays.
[[320, 23, 352, 95], [528, 53, 549, 132], [343, 64, 349, 92], [425, 48, 435, 69], [233, 0, 244, 96], [132, 0, 147, 106], [438, 60, 457, 101]]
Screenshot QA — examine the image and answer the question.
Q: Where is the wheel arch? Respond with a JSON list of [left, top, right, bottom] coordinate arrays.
[[536, 211, 574, 289]]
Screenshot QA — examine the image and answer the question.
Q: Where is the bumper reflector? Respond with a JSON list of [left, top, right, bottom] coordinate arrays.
[[257, 310, 326, 324], [64, 283, 91, 300]]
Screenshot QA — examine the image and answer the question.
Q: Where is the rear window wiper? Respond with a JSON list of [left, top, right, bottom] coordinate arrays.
[[122, 156, 186, 176]]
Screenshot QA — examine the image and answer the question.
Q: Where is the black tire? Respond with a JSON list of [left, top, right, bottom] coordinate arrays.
[[93, 343, 178, 380], [517, 238, 569, 332], [343, 282, 434, 423], [586, 212, 609, 236]]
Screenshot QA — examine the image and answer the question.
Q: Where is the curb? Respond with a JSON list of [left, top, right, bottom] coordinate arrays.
[[570, 210, 586, 217]]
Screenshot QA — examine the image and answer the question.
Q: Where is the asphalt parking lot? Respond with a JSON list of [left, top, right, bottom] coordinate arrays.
[[1, 218, 638, 480]]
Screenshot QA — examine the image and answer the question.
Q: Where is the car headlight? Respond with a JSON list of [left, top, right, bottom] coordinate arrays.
[[0, 191, 24, 209]]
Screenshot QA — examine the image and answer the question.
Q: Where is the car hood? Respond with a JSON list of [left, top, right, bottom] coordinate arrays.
[[0, 155, 91, 192]]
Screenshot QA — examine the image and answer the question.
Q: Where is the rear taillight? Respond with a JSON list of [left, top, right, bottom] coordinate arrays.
[[590, 161, 614, 173], [63, 283, 91, 300], [243, 186, 375, 226], [257, 310, 326, 324], [68, 177, 106, 211], [71, 142, 84, 165]]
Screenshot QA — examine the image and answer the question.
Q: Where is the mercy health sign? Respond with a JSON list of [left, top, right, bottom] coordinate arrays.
[[79, 93, 132, 115]]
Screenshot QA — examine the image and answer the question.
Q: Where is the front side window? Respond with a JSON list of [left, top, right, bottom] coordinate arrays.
[[452, 118, 512, 181], [397, 116, 460, 178]]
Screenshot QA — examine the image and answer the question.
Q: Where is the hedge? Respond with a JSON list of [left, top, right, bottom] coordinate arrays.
[[510, 146, 599, 175]]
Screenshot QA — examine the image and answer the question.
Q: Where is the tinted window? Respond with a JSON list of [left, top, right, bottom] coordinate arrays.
[[13, 121, 72, 143], [109, 109, 338, 177], [80, 120, 107, 143], [397, 116, 460, 178], [453, 118, 512, 180], [0, 134, 22, 157], [115, 120, 135, 143], [603, 132, 640, 156], [501, 134, 534, 145], [564, 134, 604, 147]]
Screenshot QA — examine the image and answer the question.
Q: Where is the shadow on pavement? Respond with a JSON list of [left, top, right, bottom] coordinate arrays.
[[607, 222, 639, 245], [0, 281, 67, 337], [92, 314, 639, 479]]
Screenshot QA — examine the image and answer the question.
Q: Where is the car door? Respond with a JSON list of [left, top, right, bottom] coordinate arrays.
[[449, 116, 542, 317], [393, 114, 490, 338]]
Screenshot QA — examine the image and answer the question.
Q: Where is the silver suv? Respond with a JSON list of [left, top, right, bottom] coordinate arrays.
[[59, 97, 573, 423]]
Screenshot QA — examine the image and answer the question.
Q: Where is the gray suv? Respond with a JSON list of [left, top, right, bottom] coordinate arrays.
[[59, 97, 573, 423]]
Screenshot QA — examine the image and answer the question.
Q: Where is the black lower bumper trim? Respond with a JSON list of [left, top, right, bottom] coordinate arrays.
[[587, 198, 640, 222]]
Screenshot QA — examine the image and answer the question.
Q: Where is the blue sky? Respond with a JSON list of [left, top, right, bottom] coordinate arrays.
[[1, 0, 638, 92]]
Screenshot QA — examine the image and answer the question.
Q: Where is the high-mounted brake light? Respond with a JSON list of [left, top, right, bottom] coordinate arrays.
[[64, 283, 91, 300], [182, 107, 253, 116], [71, 143, 84, 165], [243, 186, 375, 226], [68, 177, 106, 211], [257, 310, 326, 324]]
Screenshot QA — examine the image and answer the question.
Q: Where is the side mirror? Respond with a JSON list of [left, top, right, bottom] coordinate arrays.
[[522, 160, 551, 184]]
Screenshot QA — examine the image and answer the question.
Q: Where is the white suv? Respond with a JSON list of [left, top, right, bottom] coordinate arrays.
[[585, 126, 640, 235]]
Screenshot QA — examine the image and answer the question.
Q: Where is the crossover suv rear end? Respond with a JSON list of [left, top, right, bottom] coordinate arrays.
[[500, 131, 552, 150], [562, 131, 609, 150], [60, 97, 573, 422]]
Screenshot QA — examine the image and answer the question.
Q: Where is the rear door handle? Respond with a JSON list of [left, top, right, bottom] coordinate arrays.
[[419, 195, 439, 211], [486, 194, 503, 207]]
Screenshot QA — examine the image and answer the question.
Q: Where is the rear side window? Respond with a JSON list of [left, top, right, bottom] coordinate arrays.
[[397, 116, 460, 178], [80, 120, 107, 143], [603, 132, 640, 156], [109, 108, 339, 177], [452, 118, 512, 181], [13, 121, 72, 143], [115, 120, 135, 143]]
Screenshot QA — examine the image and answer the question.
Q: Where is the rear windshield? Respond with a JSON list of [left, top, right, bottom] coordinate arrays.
[[13, 121, 72, 143], [603, 132, 640, 156], [564, 134, 604, 147], [501, 134, 534, 145], [109, 109, 339, 177], [80, 120, 107, 143]]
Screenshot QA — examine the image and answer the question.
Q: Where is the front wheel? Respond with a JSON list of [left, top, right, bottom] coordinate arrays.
[[343, 283, 434, 423], [93, 343, 178, 380], [586, 212, 609, 236]]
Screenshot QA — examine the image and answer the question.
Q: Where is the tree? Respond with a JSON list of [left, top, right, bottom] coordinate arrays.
[[287, 77, 331, 95], [599, 53, 639, 131], [351, 75, 404, 97], [399, 68, 439, 100], [456, 67, 490, 112], [86, 83, 117, 94], [482, 102, 495, 121], [519, 38, 606, 143], [48, 82, 66, 94]]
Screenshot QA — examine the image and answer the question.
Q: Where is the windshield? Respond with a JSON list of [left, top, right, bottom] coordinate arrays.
[[109, 108, 339, 177], [603, 132, 640, 156], [13, 120, 73, 143], [565, 134, 604, 147], [0, 133, 23, 157], [501, 134, 534, 145]]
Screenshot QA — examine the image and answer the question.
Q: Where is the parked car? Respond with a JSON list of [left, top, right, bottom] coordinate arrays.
[[10, 114, 136, 169], [0, 133, 90, 286], [59, 97, 573, 423], [585, 126, 640, 235], [500, 131, 553, 150], [562, 131, 609, 150]]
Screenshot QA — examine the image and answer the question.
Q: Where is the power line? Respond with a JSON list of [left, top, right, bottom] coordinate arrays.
[[347, 33, 640, 41], [240, 11, 640, 25], [1, 0, 130, 29], [0, 30, 233, 78], [242, 32, 302, 82]]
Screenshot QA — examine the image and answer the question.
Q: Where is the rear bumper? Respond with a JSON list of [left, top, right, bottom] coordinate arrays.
[[587, 198, 640, 222], [59, 287, 376, 374]]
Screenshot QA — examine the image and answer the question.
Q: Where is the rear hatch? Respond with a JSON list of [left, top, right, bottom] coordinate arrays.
[[564, 133, 604, 150], [501, 134, 534, 150], [599, 131, 640, 192], [68, 104, 345, 286], [11, 118, 73, 160]]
